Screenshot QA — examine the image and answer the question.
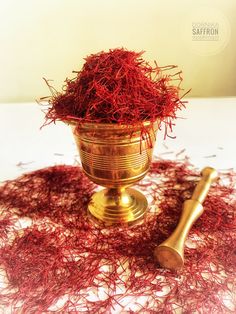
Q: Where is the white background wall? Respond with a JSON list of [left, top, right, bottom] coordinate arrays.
[[0, 0, 235, 103]]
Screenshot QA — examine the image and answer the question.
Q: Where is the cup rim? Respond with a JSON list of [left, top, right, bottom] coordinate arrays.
[[67, 119, 159, 130]]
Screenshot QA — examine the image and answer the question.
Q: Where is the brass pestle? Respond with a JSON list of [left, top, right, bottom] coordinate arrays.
[[154, 167, 218, 270]]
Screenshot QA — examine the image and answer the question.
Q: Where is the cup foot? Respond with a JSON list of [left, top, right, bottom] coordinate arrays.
[[88, 187, 148, 224]]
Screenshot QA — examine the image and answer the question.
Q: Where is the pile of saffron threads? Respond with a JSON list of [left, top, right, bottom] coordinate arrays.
[[43, 48, 188, 130], [0, 159, 235, 313]]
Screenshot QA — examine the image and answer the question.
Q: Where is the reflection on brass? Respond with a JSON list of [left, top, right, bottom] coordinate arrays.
[[70, 121, 158, 224], [154, 167, 218, 270]]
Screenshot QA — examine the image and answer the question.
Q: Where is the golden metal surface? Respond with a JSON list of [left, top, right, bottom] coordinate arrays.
[[71, 121, 158, 224], [154, 167, 218, 270]]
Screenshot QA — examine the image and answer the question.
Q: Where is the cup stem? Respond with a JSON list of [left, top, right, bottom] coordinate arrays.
[[88, 187, 148, 224], [104, 187, 133, 207]]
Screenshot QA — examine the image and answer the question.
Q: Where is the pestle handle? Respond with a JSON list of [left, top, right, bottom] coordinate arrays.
[[191, 167, 218, 204], [154, 167, 218, 270]]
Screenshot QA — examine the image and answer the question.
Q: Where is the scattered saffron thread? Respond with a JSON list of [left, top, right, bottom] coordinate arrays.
[[204, 154, 217, 158], [0, 160, 235, 313]]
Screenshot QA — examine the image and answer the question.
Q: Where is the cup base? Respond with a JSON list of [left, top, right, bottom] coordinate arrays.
[[88, 187, 148, 224]]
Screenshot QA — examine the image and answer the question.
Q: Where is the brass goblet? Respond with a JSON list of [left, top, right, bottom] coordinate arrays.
[[70, 121, 158, 224]]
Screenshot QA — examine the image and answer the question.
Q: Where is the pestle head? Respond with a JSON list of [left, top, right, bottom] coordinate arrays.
[[154, 245, 184, 271]]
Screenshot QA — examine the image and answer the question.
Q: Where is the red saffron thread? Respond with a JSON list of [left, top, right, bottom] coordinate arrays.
[[42, 48, 189, 131], [0, 160, 235, 313]]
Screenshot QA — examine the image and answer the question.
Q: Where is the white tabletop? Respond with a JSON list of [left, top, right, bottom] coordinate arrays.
[[0, 97, 236, 181]]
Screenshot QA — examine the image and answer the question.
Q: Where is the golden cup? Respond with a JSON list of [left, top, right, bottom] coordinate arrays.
[[70, 121, 158, 224]]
